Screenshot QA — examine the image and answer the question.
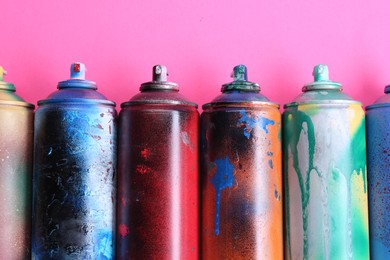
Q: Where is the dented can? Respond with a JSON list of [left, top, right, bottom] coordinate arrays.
[[201, 65, 283, 259], [117, 65, 199, 259], [366, 84, 390, 258], [0, 67, 34, 259], [283, 65, 369, 259], [32, 63, 117, 259]]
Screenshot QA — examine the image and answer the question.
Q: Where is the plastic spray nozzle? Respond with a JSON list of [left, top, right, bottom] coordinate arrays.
[[0, 66, 7, 81], [153, 65, 168, 82], [70, 62, 86, 80], [313, 64, 329, 81], [232, 65, 248, 81], [302, 64, 341, 92]]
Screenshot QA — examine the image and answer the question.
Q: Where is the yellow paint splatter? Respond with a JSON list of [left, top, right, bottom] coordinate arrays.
[[347, 105, 364, 136]]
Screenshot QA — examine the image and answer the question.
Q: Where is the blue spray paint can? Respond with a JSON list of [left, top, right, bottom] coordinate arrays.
[[32, 63, 117, 259], [201, 65, 283, 259], [366, 84, 390, 259]]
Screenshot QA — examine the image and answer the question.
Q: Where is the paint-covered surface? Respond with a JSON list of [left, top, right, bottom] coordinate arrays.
[[366, 91, 390, 259], [201, 105, 282, 259], [116, 65, 199, 259], [32, 63, 117, 259], [33, 105, 117, 259], [283, 65, 369, 259], [202, 65, 283, 259], [283, 104, 369, 260], [0, 68, 34, 259]]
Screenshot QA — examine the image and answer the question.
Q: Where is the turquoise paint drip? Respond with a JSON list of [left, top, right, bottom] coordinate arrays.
[[284, 109, 319, 259], [350, 119, 367, 193], [210, 156, 235, 236], [238, 110, 274, 139], [278, 123, 282, 141]]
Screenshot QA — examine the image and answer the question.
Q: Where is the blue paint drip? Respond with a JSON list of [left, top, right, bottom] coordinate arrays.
[[210, 156, 235, 236], [95, 230, 113, 260], [238, 110, 274, 139], [268, 160, 273, 169]]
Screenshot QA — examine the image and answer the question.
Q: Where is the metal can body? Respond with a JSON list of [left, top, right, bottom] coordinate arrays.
[[283, 65, 369, 260], [0, 67, 34, 259], [116, 65, 199, 259], [366, 88, 390, 259], [32, 63, 117, 259], [201, 65, 283, 259]]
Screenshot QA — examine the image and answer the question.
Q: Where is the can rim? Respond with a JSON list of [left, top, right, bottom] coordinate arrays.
[[366, 103, 390, 110], [0, 100, 34, 108], [121, 99, 198, 108], [38, 98, 116, 106], [202, 101, 280, 110], [284, 100, 362, 108]]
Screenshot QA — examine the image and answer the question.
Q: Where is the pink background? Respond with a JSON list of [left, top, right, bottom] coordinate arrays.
[[2, 1, 390, 110]]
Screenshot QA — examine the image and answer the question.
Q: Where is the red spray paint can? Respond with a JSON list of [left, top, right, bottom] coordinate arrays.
[[117, 65, 199, 259]]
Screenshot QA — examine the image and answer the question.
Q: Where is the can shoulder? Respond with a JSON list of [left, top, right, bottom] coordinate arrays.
[[38, 89, 115, 106], [46, 88, 109, 100], [284, 90, 361, 108], [202, 92, 279, 109], [121, 91, 198, 107], [0, 90, 34, 108], [366, 93, 390, 110]]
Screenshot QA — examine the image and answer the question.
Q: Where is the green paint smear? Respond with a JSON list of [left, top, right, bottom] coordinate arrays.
[[350, 118, 367, 193], [332, 113, 369, 259], [283, 108, 319, 260], [284, 106, 369, 260], [350, 118, 369, 259]]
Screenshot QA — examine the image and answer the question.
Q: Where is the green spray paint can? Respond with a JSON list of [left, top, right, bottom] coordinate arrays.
[[283, 64, 369, 259]]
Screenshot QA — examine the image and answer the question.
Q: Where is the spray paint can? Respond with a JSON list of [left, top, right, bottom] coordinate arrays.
[[0, 67, 34, 259], [201, 65, 283, 259], [283, 64, 369, 259], [32, 63, 117, 259], [116, 65, 199, 259], [366, 85, 390, 259]]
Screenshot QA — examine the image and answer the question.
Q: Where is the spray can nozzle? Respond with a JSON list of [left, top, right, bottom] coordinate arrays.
[[140, 65, 178, 91], [57, 62, 96, 90], [153, 65, 168, 82], [0, 66, 16, 91], [0, 67, 7, 81], [221, 64, 259, 92], [70, 62, 86, 80], [231, 65, 248, 81], [313, 64, 329, 81], [302, 64, 341, 92]]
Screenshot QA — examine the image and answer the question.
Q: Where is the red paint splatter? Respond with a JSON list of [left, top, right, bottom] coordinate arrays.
[[118, 224, 129, 238], [136, 164, 152, 174], [141, 148, 151, 160]]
